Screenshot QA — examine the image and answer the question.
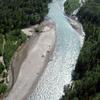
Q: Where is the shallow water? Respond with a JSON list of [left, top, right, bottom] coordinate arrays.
[[29, 0, 82, 100]]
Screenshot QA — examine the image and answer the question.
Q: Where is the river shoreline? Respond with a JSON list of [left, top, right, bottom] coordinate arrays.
[[60, 0, 85, 96], [64, 0, 85, 46], [68, 16, 85, 46], [70, 0, 85, 46], [4, 20, 56, 100], [4, 0, 85, 99]]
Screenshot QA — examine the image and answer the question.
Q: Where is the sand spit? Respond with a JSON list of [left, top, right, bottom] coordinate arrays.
[[4, 20, 56, 100], [68, 17, 85, 46], [68, 17, 85, 36]]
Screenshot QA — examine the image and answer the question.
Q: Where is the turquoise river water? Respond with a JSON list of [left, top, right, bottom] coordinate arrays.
[[29, 0, 83, 100]]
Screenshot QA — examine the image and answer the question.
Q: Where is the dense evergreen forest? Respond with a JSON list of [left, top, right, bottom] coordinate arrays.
[[64, 0, 80, 15], [62, 0, 100, 100], [0, 0, 51, 95], [0, 0, 51, 34]]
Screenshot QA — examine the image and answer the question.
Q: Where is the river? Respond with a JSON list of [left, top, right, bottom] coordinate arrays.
[[29, 0, 82, 100]]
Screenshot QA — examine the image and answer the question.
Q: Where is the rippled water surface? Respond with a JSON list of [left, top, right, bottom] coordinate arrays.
[[29, 0, 81, 100]]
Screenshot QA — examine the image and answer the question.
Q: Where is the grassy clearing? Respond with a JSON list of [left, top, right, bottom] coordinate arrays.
[[2, 30, 27, 68], [0, 30, 27, 94], [4, 30, 27, 68]]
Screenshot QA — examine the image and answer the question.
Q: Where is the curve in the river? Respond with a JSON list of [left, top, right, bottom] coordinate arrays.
[[29, 0, 82, 100]]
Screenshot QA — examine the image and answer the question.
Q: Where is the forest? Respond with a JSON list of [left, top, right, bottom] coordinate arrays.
[[0, 0, 51, 95], [62, 0, 100, 100], [64, 0, 80, 15]]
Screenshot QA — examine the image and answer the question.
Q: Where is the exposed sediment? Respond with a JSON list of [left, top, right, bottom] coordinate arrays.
[[68, 17, 85, 46], [4, 20, 56, 100]]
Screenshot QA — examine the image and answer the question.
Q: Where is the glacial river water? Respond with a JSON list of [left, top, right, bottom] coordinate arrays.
[[29, 0, 82, 100]]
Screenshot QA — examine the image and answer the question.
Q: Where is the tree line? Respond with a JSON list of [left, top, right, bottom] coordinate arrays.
[[0, 0, 51, 35]]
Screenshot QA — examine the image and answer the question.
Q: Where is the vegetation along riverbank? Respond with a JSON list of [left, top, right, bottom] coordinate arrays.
[[61, 0, 100, 100], [64, 0, 80, 15], [0, 0, 51, 97]]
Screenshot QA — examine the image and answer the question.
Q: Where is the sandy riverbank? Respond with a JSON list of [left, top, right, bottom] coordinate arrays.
[[64, 12, 85, 46], [64, 0, 85, 46], [4, 20, 56, 100], [68, 16, 85, 46]]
